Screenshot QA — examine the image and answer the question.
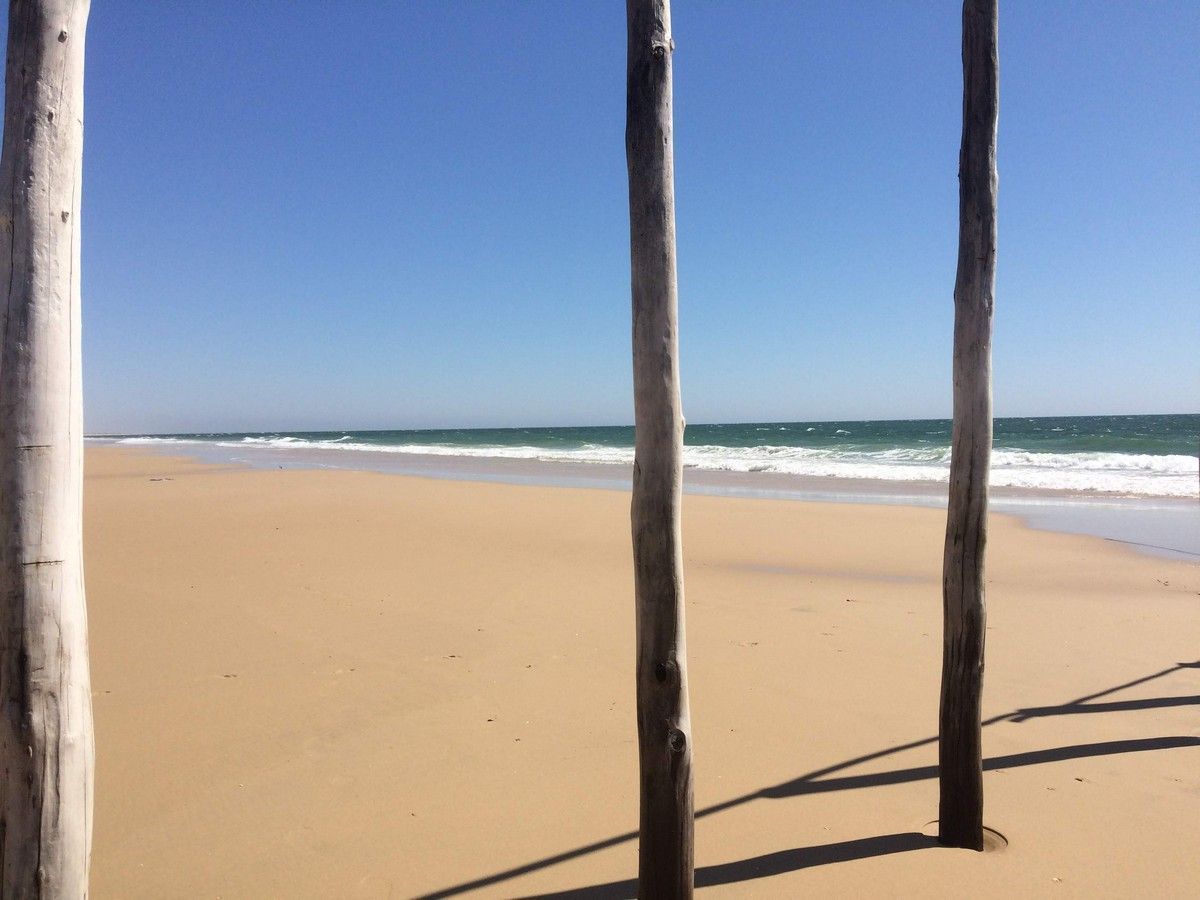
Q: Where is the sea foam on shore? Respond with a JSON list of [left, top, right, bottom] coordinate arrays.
[[107, 414, 1198, 499]]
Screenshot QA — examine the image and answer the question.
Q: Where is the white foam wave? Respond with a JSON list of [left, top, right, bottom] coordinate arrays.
[[118, 436, 205, 445], [114, 436, 1199, 498]]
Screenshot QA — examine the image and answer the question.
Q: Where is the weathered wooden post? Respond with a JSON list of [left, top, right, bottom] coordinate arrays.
[[939, 0, 998, 851], [0, 0, 95, 894], [625, 0, 693, 895]]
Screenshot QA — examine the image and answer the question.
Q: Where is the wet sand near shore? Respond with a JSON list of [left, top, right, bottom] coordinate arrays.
[[100, 437, 1200, 558], [85, 446, 1199, 898]]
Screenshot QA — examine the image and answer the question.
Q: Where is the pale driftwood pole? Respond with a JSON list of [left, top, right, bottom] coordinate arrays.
[[939, 0, 998, 852], [626, 0, 693, 895], [0, 0, 95, 894]]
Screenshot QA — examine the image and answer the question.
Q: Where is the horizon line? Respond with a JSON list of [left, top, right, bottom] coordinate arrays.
[[84, 410, 1199, 438]]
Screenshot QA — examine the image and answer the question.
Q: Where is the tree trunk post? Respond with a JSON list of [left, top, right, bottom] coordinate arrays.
[[0, 0, 95, 894], [939, 0, 998, 852], [625, 0, 693, 895]]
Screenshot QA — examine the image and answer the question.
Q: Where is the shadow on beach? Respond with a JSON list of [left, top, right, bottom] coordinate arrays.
[[417, 661, 1200, 899]]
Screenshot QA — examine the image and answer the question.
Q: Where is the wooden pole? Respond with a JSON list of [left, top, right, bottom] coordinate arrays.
[[625, 0, 693, 895], [939, 0, 998, 852], [0, 0, 95, 894]]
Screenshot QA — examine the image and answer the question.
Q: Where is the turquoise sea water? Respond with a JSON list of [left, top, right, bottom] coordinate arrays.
[[106, 413, 1197, 499]]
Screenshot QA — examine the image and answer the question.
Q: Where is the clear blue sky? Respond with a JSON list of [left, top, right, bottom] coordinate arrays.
[[9, 1, 1197, 433]]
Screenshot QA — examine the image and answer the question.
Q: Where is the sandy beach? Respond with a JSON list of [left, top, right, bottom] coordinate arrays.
[[84, 446, 1199, 898]]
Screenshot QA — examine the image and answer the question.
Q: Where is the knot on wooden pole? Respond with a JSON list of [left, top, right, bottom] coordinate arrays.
[[667, 729, 687, 753]]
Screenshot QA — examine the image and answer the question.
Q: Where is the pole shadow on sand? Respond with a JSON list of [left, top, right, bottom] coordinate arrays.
[[516, 833, 939, 899], [416, 662, 1200, 899]]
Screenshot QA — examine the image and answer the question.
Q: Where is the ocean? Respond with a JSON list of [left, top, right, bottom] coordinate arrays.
[[106, 414, 1197, 499]]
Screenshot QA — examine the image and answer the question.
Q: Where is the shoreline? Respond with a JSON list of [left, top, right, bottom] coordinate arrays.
[[82, 446, 1200, 897], [89, 439, 1200, 559]]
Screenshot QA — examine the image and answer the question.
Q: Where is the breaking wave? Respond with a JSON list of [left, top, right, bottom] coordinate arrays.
[[113, 434, 1199, 498]]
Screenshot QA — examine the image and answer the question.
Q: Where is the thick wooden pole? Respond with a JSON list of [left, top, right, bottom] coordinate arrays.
[[625, 0, 693, 895], [939, 0, 997, 852], [0, 0, 95, 894]]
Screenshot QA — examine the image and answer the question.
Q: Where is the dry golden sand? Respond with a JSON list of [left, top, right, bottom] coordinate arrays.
[[85, 447, 1199, 898]]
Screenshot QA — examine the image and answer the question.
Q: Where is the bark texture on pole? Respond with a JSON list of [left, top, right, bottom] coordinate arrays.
[[939, 0, 998, 852], [0, 0, 95, 895], [625, 0, 693, 895]]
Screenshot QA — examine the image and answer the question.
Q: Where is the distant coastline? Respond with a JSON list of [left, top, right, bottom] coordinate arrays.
[[90, 414, 1199, 558], [90, 414, 1198, 498]]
